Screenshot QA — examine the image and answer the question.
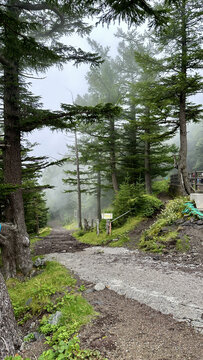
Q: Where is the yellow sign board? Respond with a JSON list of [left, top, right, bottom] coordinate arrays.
[[102, 213, 113, 220]]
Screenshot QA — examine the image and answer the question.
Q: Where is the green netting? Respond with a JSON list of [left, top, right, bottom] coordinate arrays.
[[182, 202, 203, 219]]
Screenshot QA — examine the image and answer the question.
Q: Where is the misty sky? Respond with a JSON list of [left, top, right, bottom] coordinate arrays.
[[26, 22, 128, 160]]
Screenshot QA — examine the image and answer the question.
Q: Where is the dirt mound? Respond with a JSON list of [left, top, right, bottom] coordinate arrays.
[[33, 228, 90, 255], [125, 217, 203, 272]]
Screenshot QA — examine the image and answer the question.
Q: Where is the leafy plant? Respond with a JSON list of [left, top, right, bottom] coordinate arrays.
[[152, 179, 170, 194], [113, 182, 162, 227], [39, 336, 107, 360], [139, 197, 188, 253]]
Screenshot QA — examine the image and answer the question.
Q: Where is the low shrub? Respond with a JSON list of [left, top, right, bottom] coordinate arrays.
[[152, 179, 169, 194], [139, 197, 188, 253], [113, 182, 162, 227]]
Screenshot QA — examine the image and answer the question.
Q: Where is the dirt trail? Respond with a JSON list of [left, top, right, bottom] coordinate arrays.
[[45, 246, 203, 333], [35, 228, 203, 359], [33, 228, 89, 255]]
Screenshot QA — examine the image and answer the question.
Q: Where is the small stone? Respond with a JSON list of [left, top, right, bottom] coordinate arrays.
[[153, 256, 160, 261], [33, 332, 44, 341], [92, 300, 104, 306], [175, 219, 184, 225], [30, 322, 36, 329], [20, 342, 27, 351], [34, 257, 46, 268], [182, 221, 191, 226], [94, 283, 106, 291], [196, 220, 203, 225], [26, 298, 32, 306], [84, 288, 94, 294], [48, 311, 62, 325]]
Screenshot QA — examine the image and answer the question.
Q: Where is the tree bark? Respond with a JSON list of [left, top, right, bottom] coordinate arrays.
[[144, 139, 152, 194], [0, 271, 22, 359], [178, 0, 192, 195], [2, 2, 32, 278], [109, 118, 119, 192], [75, 130, 82, 229], [96, 170, 101, 221]]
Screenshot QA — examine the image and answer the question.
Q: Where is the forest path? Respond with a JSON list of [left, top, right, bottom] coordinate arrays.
[[33, 227, 89, 255], [44, 240, 203, 334], [33, 227, 203, 359]]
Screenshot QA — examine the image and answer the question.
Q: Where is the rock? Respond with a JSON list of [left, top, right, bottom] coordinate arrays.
[[26, 298, 32, 306], [182, 221, 192, 226], [30, 322, 36, 329], [84, 288, 94, 294], [196, 220, 203, 225], [175, 219, 184, 225], [20, 342, 27, 351], [160, 227, 170, 233], [33, 332, 45, 341], [152, 256, 160, 261], [34, 257, 46, 268], [92, 300, 104, 306], [94, 283, 106, 291], [48, 311, 62, 325]]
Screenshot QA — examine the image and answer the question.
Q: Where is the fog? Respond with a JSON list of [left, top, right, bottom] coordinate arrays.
[[26, 22, 128, 159], [24, 17, 202, 225]]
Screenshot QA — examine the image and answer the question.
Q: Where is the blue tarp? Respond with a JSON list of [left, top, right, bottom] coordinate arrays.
[[183, 202, 203, 219]]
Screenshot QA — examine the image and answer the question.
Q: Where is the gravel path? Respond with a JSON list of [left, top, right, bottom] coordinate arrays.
[[45, 246, 203, 333]]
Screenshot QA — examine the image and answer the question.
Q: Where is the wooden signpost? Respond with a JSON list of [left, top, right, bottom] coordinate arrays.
[[102, 213, 113, 235]]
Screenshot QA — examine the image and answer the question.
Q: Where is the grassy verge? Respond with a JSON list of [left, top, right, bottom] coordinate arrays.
[[30, 227, 52, 246], [74, 216, 144, 247], [64, 222, 78, 231], [7, 261, 107, 360], [139, 197, 189, 253]]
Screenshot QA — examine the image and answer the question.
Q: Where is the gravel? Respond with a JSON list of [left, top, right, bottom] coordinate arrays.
[[45, 246, 203, 333]]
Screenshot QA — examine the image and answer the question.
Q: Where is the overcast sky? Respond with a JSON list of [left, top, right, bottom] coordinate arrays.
[[26, 22, 128, 160]]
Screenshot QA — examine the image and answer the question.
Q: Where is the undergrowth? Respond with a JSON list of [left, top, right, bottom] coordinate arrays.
[[139, 197, 188, 253], [6, 261, 106, 359], [74, 216, 143, 247], [7, 261, 76, 323]]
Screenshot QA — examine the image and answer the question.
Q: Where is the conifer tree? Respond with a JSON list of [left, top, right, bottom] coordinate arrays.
[[115, 30, 177, 191], [154, 0, 203, 194]]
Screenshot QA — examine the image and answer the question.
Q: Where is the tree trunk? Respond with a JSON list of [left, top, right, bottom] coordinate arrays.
[[96, 170, 101, 221], [178, 94, 191, 195], [2, 4, 32, 278], [144, 139, 152, 194], [75, 130, 82, 229], [109, 118, 119, 192], [178, 0, 191, 195], [0, 271, 22, 359]]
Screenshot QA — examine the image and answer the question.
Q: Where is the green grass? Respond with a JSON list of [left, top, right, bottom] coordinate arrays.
[[176, 236, 190, 252], [139, 197, 189, 253], [74, 216, 143, 247], [30, 226, 51, 245], [64, 222, 78, 231], [6, 261, 107, 359], [7, 261, 77, 322]]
